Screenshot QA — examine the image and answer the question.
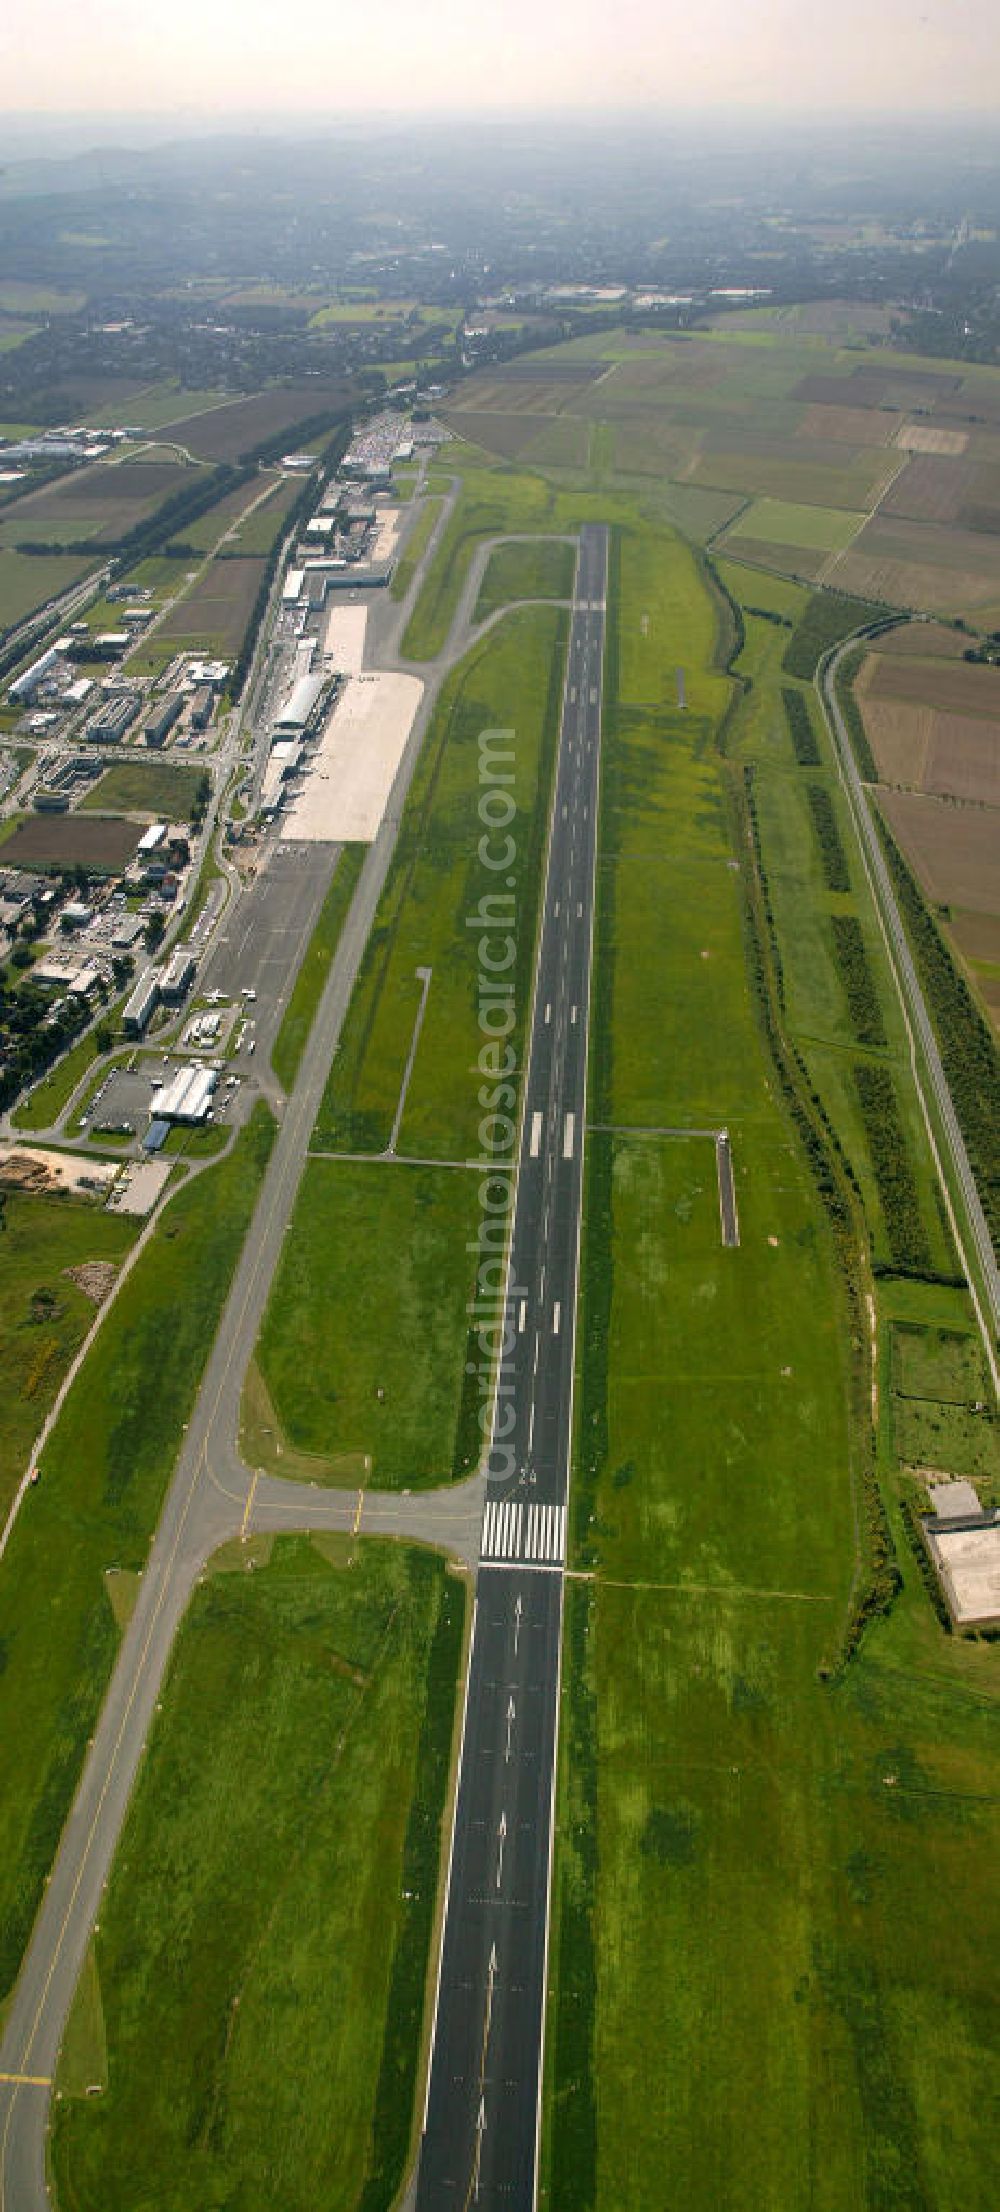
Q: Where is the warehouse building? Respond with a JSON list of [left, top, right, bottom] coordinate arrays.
[[123, 967, 160, 1038], [282, 567, 305, 606], [138, 822, 167, 855], [10, 647, 64, 704], [157, 1063, 217, 1124]]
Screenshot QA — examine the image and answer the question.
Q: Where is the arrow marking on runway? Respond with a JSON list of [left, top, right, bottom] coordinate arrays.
[[505, 1695, 516, 1762]]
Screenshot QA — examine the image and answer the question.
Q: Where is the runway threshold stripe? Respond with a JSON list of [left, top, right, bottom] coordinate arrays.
[[530, 1111, 543, 1158], [563, 1112, 575, 1159]]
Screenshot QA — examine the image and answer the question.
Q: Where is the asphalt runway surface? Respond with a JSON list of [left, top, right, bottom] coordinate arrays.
[[416, 522, 608, 2209]]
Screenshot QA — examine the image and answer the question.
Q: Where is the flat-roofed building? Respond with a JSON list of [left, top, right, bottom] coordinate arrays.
[[123, 966, 160, 1037]]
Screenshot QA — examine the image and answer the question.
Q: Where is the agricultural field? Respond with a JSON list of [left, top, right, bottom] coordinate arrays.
[[0, 1187, 137, 1520], [0, 547, 95, 632], [79, 760, 204, 819], [0, 456, 192, 551], [1, 814, 140, 871], [852, 633, 1000, 1021], [164, 383, 350, 464], [169, 469, 300, 556], [137, 553, 264, 660], [51, 1535, 465, 2212]]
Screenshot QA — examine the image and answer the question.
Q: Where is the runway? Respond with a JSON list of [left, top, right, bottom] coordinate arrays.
[[416, 522, 608, 2207]]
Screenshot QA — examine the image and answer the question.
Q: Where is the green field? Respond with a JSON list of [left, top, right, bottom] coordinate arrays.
[[254, 1159, 481, 1485], [313, 604, 566, 1159], [51, 1535, 465, 2212], [390, 495, 442, 602], [13, 1027, 104, 1133], [540, 518, 999, 2209], [474, 536, 576, 622], [0, 1108, 274, 2008], [0, 1188, 137, 1519], [80, 759, 204, 819], [401, 468, 558, 657], [271, 844, 365, 1092], [0, 549, 94, 633], [729, 497, 865, 552]]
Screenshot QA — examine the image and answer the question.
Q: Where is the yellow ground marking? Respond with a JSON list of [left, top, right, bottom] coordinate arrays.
[[353, 1487, 365, 1536], [0, 2073, 51, 2088], [240, 1471, 259, 1540]]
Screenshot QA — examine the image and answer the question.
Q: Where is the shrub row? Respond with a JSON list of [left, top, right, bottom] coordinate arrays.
[[854, 1061, 933, 1273], [899, 1496, 953, 1634], [830, 912, 887, 1049], [807, 780, 852, 892], [835, 646, 879, 780], [877, 815, 1000, 1253], [783, 684, 821, 764]]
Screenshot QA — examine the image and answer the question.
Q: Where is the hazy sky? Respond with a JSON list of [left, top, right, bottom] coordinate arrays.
[[1, 0, 998, 117]]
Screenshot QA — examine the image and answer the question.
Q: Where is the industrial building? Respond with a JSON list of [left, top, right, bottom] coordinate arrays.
[[189, 684, 214, 732], [160, 949, 195, 1004], [144, 693, 184, 748], [122, 967, 160, 1038], [138, 822, 168, 856], [156, 1063, 217, 1124], [64, 678, 94, 708], [10, 647, 65, 704], [282, 568, 305, 605], [85, 691, 141, 744]]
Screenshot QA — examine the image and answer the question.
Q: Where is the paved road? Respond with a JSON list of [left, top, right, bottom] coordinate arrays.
[[416, 523, 608, 2209], [819, 636, 1000, 1359], [0, 497, 485, 2212]]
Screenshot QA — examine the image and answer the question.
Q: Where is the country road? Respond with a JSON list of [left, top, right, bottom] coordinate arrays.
[[818, 631, 1000, 1376]]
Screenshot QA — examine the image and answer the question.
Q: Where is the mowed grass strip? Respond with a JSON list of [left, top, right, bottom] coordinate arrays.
[[313, 605, 566, 1160], [271, 844, 365, 1093], [401, 468, 560, 657], [51, 1535, 466, 2212], [256, 1159, 481, 1486], [390, 496, 442, 602], [0, 1188, 137, 1520], [0, 1106, 275, 2006], [545, 503, 998, 2211], [473, 536, 575, 622]]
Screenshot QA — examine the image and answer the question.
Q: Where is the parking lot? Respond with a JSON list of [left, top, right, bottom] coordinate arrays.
[[78, 1048, 250, 1146]]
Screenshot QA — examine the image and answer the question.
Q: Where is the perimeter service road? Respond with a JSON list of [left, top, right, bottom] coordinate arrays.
[[0, 505, 483, 2212], [819, 635, 1000, 1360], [416, 522, 609, 2209]]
